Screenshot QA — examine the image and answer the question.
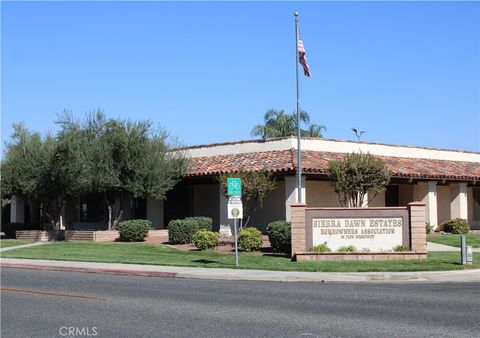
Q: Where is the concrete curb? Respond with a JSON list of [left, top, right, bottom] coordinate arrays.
[[1, 262, 176, 278], [1, 258, 479, 283]]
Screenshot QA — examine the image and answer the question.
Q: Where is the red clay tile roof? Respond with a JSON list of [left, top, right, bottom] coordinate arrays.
[[187, 149, 480, 181]]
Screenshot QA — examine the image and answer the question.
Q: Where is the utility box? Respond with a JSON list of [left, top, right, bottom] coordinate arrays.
[[466, 246, 473, 265]]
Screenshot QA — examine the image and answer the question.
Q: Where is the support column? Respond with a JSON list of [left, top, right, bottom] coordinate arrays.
[[408, 202, 427, 252], [10, 195, 25, 223], [414, 181, 438, 230], [290, 203, 306, 257], [450, 182, 468, 220], [285, 176, 306, 221]]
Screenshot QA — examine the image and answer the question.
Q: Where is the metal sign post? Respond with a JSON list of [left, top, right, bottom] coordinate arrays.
[[230, 204, 241, 267], [227, 178, 242, 267], [461, 235, 467, 265], [233, 216, 239, 266]]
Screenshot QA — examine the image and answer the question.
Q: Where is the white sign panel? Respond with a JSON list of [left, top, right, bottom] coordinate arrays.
[[228, 203, 243, 219], [228, 196, 242, 204], [312, 217, 403, 251]]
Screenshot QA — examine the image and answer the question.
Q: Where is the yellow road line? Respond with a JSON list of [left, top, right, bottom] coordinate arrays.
[[2, 287, 108, 301]]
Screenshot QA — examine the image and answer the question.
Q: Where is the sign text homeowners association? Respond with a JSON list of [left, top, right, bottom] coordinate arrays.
[[312, 217, 403, 251]]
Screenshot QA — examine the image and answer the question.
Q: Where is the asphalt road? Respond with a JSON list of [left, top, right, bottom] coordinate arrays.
[[1, 268, 479, 338]]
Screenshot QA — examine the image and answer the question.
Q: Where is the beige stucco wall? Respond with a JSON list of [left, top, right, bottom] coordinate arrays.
[[249, 183, 286, 232], [306, 180, 384, 207], [437, 185, 451, 225], [192, 184, 220, 227], [369, 191, 385, 207], [306, 180, 342, 207]]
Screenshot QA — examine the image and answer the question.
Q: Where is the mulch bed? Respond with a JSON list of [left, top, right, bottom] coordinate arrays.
[[144, 234, 272, 253]]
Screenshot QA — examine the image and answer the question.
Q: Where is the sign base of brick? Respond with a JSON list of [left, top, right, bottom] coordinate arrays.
[[294, 251, 428, 261]]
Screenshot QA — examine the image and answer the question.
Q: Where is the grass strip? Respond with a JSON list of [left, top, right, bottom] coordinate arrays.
[[0, 240, 32, 248], [427, 234, 480, 248], [2, 242, 479, 272]]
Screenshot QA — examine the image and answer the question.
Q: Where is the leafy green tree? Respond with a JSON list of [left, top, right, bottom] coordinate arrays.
[[218, 170, 277, 228], [1, 123, 59, 226], [56, 112, 189, 229], [251, 109, 326, 139], [328, 152, 392, 207], [2, 112, 189, 230]]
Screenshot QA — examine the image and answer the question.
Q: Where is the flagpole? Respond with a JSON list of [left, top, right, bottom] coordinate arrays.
[[294, 11, 302, 203]]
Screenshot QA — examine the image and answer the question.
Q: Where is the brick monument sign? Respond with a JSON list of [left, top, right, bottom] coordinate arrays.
[[291, 202, 427, 261]]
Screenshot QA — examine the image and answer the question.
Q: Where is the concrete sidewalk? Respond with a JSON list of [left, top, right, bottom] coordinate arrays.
[[1, 258, 479, 283], [427, 242, 480, 253], [0, 241, 53, 252]]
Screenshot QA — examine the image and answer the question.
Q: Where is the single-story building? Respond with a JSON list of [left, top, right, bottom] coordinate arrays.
[[7, 136, 480, 232]]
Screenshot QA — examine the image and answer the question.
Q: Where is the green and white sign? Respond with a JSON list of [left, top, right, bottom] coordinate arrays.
[[227, 178, 242, 196]]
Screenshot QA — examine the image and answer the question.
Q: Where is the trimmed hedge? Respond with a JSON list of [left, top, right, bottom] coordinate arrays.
[[443, 218, 469, 234], [168, 216, 213, 244], [185, 217, 212, 230], [192, 229, 219, 250], [267, 220, 291, 254], [117, 219, 151, 242], [238, 227, 263, 252]]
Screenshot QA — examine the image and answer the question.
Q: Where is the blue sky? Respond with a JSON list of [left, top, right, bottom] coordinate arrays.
[[2, 1, 479, 151]]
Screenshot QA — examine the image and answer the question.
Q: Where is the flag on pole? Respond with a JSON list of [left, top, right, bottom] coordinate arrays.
[[297, 34, 311, 77]]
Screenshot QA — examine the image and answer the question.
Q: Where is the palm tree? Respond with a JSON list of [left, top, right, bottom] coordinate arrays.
[[302, 124, 327, 138], [251, 109, 325, 139]]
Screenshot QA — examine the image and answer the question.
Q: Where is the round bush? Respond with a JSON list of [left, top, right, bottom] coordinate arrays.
[[168, 218, 199, 244], [237, 227, 263, 252], [443, 218, 469, 234], [267, 220, 291, 254], [117, 219, 151, 242], [192, 229, 219, 250]]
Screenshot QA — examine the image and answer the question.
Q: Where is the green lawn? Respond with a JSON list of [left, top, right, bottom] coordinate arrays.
[[428, 234, 480, 248], [1, 242, 479, 272], [0, 239, 31, 248]]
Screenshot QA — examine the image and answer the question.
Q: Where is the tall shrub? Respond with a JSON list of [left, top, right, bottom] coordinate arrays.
[[117, 219, 151, 242], [328, 152, 392, 207], [168, 217, 213, 244], [267, 220, 291, 254]]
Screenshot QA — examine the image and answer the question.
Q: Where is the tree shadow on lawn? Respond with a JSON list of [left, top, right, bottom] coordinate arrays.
[[260, 253, 291, 259], [191, 259, 220, 265]]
